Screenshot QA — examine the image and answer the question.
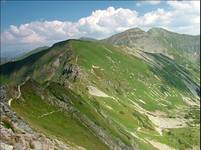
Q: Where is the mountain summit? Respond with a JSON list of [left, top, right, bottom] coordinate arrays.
[[103, 27, 200, 66]]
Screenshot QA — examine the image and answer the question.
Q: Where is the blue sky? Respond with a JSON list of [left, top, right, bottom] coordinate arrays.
[[0, 1, 200, 57], [1, 1, 167, 31]]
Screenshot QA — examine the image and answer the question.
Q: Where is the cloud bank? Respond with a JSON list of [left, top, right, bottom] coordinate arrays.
[[1, 1, 200, 54]]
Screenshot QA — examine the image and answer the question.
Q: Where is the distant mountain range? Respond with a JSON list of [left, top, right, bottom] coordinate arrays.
[[79, 37, 97, 41], [0, 46, 49, 65]]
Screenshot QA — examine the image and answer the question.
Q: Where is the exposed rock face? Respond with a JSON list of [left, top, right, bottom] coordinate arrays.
[[103, 28, 200, 55], [0, 86, 33, 133], [0, 86, 79, 150], [62, 64, 79, 82], [102, 28, 167, 54], [103, 27, 200, 66], [0, 122, 75, 150], [45, 84, 133, 150], [0, 142, 13, 150], [1, 81, 132, 150]]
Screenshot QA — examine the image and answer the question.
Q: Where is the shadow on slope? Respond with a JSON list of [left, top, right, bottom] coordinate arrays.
[[144, 52, 200, 98]]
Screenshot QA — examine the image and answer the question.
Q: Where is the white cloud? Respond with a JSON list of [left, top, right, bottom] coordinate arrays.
[[167, 1, 199, 14], [77, 7, 140, 37], [1, 1, 200, 53], [142, 8, 173, 26], [1, 7, 140, 47], [165, 1, 200, 35]]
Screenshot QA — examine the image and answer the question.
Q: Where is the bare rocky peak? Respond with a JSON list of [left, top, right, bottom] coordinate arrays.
[[102, 27, 200, 64]]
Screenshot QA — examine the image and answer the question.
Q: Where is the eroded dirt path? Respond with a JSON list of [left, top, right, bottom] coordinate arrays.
[[8, 98, 13, 106], [8, 77, 29, 106], [147, 140, 175, 150], [38, 110, 61, 118]]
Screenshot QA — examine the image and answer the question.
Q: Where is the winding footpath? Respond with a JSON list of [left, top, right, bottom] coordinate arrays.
[[38, 110, 61, 118], [8, 78, 29, 106]]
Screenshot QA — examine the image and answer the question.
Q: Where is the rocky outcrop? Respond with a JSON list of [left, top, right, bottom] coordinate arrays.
[[0, 86, 81, 150], [0, 86, 33, 133], [44, 84, 134, 150], [62, 64, 80, 82]]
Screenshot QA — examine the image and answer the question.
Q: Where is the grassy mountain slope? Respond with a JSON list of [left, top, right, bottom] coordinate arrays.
[[103, 28, 200, 77], [11, 80, 109, 150], [0, 39, 200, 150]]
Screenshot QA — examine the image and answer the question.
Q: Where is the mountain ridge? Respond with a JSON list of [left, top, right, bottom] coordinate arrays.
[[102, 27, 200, 78], [0, 28, 200, 150]]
